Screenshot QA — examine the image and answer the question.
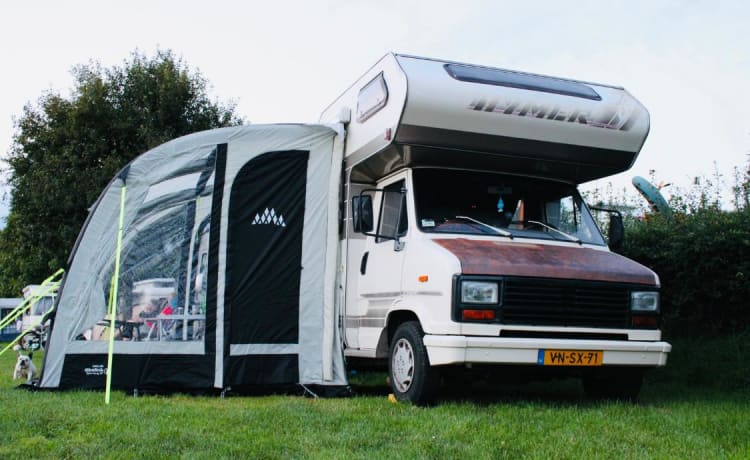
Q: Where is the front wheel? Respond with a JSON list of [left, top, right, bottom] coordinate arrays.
[[388, 321, 440, 406]]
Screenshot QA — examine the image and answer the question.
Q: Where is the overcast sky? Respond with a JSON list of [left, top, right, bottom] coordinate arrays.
[[1, 0, 748, 223]]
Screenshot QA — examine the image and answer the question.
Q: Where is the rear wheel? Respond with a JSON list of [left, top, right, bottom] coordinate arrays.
[[388, 321, 440, 406], [582, 368, 644, 402]]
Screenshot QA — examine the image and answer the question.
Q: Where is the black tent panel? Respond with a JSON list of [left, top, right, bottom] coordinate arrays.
[[226, 150, 309, 345], [226, 355, 299, 386], [60, 354, 215, 390]]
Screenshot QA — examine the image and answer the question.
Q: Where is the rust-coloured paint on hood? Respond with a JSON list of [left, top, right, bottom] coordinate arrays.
[[434, 238, 657, 285]]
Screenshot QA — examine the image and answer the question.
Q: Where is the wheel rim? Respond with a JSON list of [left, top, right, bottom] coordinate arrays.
[[391, 338, 415, 393]]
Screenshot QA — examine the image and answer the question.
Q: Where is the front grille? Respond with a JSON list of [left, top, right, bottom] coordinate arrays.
[[499, 330, 629, 341], [501, 278, 630, 328]]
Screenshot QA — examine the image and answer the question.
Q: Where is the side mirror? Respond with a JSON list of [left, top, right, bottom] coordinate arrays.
[[608, 213, 624, 251], [352, 195, 373, 233]]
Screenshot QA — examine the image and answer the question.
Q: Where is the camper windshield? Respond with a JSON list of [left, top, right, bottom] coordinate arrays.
[[31, 296, 55, 316], [412, 169, 605, 245]]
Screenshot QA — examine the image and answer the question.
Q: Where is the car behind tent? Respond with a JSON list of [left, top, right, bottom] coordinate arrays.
[[40, 123, 348, 394]]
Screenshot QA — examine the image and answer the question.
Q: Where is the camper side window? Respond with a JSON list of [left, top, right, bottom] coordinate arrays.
[[377, 180, 408, 242]]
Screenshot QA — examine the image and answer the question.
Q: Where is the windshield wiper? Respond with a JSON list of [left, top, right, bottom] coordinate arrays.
[[527, 220, 582, 244], [454, 216, 513, 238]]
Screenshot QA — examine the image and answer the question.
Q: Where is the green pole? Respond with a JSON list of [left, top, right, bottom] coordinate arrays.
[[105, 185, 127, 405]]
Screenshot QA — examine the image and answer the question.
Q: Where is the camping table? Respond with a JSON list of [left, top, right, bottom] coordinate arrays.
[[95, 319, 142, 341], [150, 313, 205, 341]]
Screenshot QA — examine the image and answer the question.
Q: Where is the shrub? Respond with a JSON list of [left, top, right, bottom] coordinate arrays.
[[621, 208, 750, 337]]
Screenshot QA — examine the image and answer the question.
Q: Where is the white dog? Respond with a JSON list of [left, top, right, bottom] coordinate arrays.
[[12, 344, 37, 384]]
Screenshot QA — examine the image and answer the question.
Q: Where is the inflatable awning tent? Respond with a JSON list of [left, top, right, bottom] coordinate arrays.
[[40, 124, 348, 393]]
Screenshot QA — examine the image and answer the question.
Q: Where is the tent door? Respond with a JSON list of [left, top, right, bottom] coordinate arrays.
[[224, 150, 309, 385]]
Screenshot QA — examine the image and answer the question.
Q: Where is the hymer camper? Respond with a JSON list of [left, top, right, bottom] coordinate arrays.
[[321, 54, 669, 404], [41, 54, 669, 404]]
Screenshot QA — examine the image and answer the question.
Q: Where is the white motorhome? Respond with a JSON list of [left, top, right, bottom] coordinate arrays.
[[41, 54, 669, 403], [321, 54, 670, 404]]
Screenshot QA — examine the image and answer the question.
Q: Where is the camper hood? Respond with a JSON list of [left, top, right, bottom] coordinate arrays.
[[434, 238, 657, 286]]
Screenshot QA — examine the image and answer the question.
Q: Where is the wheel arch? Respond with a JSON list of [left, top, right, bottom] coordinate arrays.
[[375, 309, 421, 358]]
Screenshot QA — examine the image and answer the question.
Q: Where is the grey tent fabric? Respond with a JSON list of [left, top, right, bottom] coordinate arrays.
[[40, 124, 347, 392]]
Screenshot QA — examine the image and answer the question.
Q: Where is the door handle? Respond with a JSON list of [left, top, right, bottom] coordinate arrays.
[[360, 251, 369, 275]]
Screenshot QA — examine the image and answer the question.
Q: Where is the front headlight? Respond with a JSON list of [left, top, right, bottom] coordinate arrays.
[[631, 291, 660, 312], [461, 281, 499, 304]]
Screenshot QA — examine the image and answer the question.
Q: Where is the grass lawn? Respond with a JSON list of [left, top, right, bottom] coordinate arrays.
[[0, 334, 748, 459]]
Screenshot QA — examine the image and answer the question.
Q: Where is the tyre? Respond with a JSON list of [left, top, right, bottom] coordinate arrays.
[[19, 329, 43, 352], [582, 368, 644, 402], [388, 321, 440, 406]]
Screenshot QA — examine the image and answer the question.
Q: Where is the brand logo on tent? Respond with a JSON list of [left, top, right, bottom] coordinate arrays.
[[251, 208, 287, 227]]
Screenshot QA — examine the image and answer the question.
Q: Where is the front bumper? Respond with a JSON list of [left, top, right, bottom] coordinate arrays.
[[423, 335, 671, 367]]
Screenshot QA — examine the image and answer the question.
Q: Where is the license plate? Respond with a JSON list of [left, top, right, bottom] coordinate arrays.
[[537, 349, 603, 366]]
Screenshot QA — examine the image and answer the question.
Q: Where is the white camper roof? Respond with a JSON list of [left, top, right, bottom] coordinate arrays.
[[22, 284, 58, 299], [321, 54, 650, 184], [0, 298, 22, 309]]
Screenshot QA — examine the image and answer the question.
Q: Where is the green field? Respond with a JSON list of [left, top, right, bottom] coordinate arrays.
[[1, 334, 748, 459]]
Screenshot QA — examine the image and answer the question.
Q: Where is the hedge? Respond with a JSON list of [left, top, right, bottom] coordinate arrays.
[[620, 208, 750, 337]]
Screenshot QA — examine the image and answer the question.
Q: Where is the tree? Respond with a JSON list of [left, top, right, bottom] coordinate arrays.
[[0, 50, 242, 296]]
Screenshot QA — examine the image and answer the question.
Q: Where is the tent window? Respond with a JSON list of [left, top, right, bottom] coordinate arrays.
[[83, 198, 209, 343], [143, 172, 202, 204]]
